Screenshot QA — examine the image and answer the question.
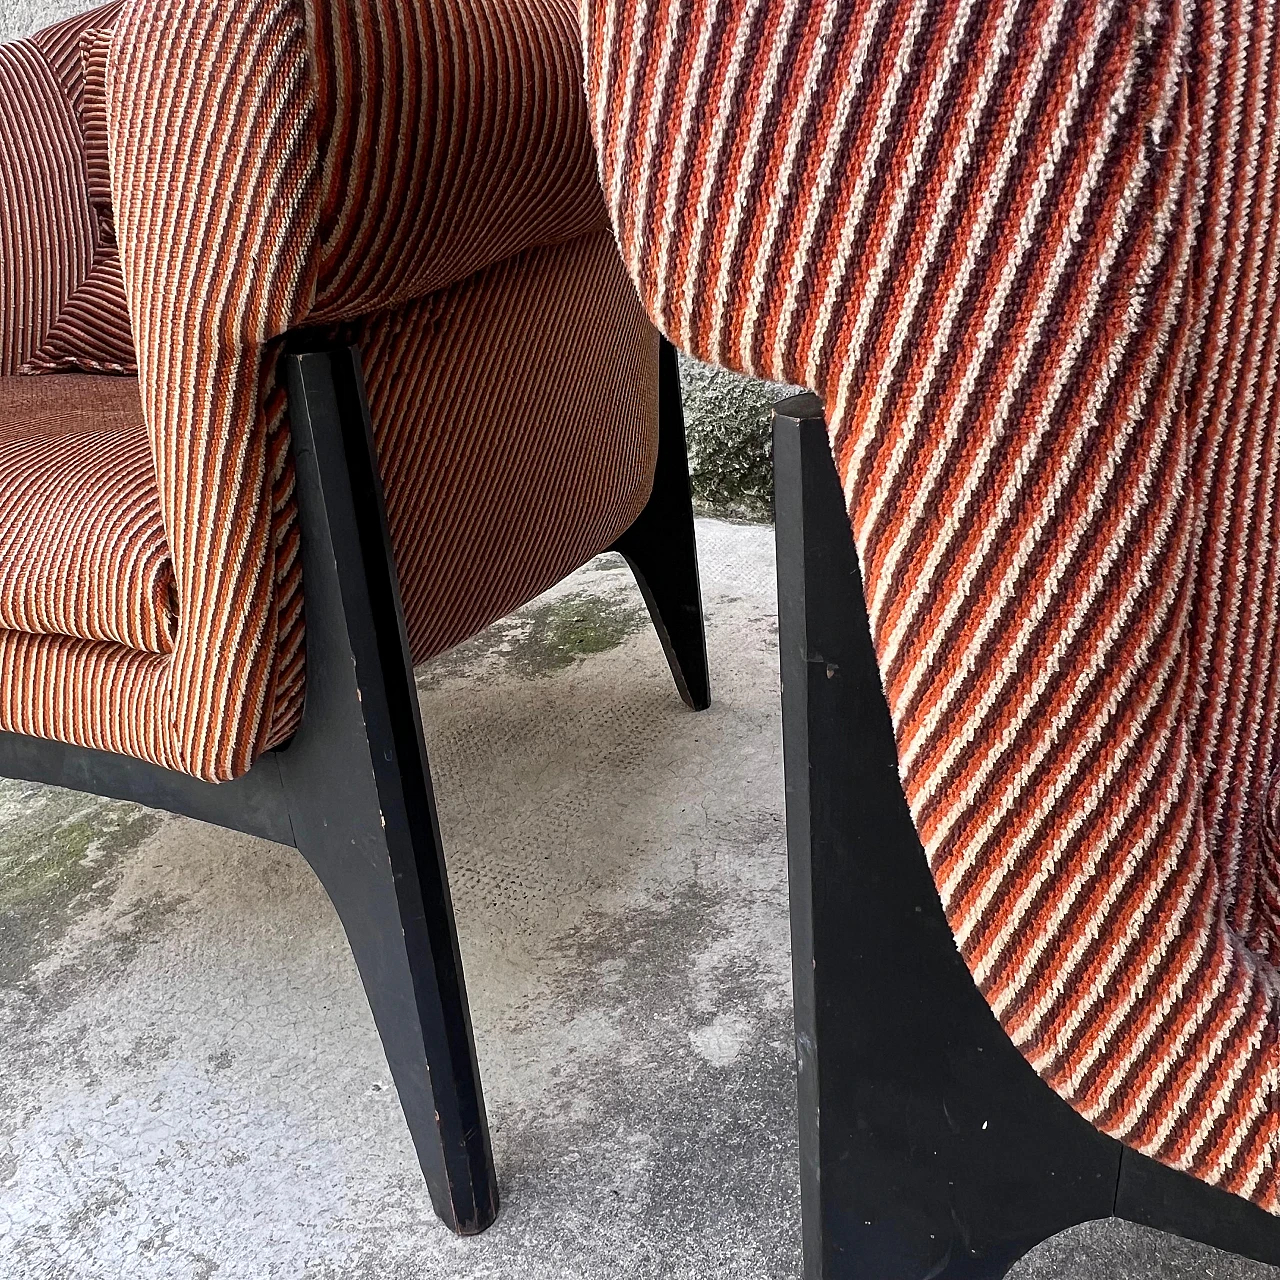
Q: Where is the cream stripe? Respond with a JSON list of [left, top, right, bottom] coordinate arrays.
[[768, 0, 890, 375], [674, 0, 778, 348], [801, 0, 933, 389], [849, 0, 1118, 641]]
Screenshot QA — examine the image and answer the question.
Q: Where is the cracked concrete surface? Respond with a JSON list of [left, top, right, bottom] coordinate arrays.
[[1, 522, 1277, 1279]]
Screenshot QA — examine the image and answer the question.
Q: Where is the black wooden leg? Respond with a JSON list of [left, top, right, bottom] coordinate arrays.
[[279, 348, 498, 1234], [1115, 1121, 1280, 1264], [772, 395, 1119, 1280], [610, 336, 711, 710]]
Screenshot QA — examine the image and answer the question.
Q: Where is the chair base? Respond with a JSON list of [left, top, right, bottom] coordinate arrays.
[[771, 394, 1280, 1279], [1, 348, 500, 1234]]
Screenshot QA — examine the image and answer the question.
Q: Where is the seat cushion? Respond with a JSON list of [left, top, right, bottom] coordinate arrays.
[[0, 374, 174, 654]]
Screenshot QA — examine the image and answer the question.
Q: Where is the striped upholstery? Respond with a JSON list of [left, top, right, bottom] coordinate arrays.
[[23, 21, 135, 374], [28, 2, 123, 111], [584, 0, 1280, 1211], [77, 26, 112, 216], [362, 231, 658, 665], [5, 5, 136, 374], [0, 375, 173, 653], [0, 23, 93, 373], [91, 0, 627, 778], [0, 229, 656, 767], [0, 1, 658, 783], [24, 250, 136, 373]]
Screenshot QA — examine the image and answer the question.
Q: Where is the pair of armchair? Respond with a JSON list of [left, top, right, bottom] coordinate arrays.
[[10, 0, 1280, 1272], [0, 0, 708, 1236]]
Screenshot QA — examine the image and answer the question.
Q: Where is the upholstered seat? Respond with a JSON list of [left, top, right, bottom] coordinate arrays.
[[0, 0, 711, 1226]]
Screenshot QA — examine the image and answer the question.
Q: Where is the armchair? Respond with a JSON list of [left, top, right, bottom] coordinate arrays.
[[0, 0, 709, 1235], [582, 0, 1280, 1272]]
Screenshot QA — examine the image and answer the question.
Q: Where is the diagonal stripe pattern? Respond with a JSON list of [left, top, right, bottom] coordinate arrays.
[[583, 0, 1280, 1211]]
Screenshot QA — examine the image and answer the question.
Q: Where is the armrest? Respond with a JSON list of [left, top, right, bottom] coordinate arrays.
[[578, 0, 1280, 1218], [104, 0, 321, 779]]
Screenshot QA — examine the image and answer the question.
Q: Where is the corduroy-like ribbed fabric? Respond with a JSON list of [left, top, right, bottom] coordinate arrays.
[[28, 1, 123, 111], [94, 0, 629, 778], [0, 0, 641, 783], [24, 249, 136, 373], [24, 22, 135, 374], [13, 6, 136, 375], [77, 27, 112, 216], [304, 0, 612, 318], [0, 374, 173, 653], [583, 0, 1280, 1212], [362, 229, 658, 665], [0, 25, 94, 373], [0, 226, 657, 773]]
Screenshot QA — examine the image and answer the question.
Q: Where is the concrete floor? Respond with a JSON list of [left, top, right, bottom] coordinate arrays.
[[0, 520, 1277, 1279]]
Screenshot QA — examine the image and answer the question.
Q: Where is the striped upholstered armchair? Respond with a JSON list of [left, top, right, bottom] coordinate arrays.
[[583, 0, 1280, 1273], [0, 0, 708, 1235]]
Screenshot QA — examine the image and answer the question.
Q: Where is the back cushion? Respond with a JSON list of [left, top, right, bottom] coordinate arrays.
[[1, 4, 135, 376], [0, 32, 96, 374], [23, 16, 135, 374]]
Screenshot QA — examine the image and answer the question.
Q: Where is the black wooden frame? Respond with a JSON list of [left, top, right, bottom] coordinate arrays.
[[772, 393, 1280, 1279], [0, 338, 709, 1236]]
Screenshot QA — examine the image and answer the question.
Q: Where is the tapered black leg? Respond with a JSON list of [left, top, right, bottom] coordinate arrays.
[[772, 396, 1119, 1280], [611, 336, 711, 710], [280, 348, 498, 1234]]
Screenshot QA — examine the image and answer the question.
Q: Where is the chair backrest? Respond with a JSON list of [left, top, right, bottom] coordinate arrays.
[[0, 10, 107, 374], [0, 0, 617, 782]]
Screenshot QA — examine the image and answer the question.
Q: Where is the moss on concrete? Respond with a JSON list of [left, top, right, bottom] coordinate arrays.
[[0, 781, 162, 986], [419, 586, 649, 688], [513, 590, 648, 676]]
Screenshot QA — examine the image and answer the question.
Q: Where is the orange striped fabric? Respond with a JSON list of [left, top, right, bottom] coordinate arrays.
[[0, 23, 94, 373], [96, 0, 631, 780], [0, 0, 657, 784], [28, 2, 123, 111], [9, 6, 136, 375], [23, 250, 136, 373], [584, 0, 1280, 1211], [77, 27, 112, 217], [0, 375, 173, 653], [362, 230, 658, 665], [23, 21, 136, 375], [0, 629, 170, 766], [304, 0, 612, 318], [0, 227, 655, 766]]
